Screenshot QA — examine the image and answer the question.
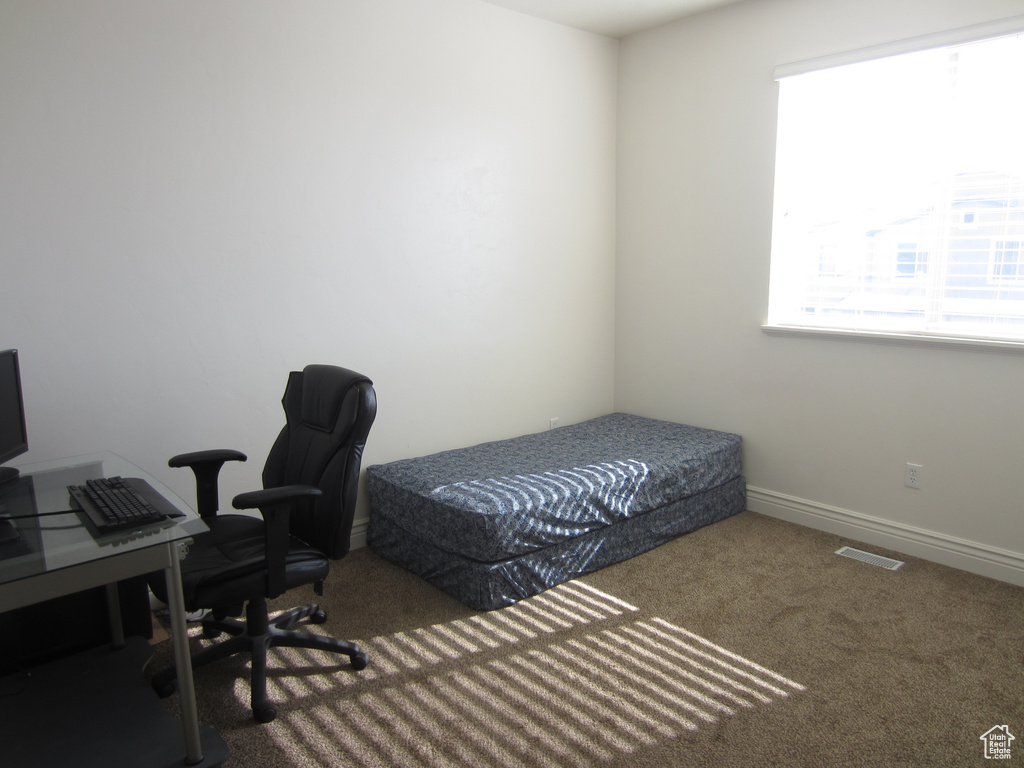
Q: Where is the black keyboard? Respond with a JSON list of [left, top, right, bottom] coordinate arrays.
[[68, 476, 177, 533]]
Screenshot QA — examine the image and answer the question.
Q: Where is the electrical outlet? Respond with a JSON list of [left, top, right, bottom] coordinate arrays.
[[549, 418, 560, 430], [905, 463, 923, 489]]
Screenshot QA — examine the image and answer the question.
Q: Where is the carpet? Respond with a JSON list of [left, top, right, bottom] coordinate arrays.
[[151, 511, 1024, 767]]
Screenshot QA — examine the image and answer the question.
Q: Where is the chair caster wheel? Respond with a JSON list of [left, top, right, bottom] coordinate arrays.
[[351, 652, 369, 671], [310, 608, 327, 624], [153, 678, 177, 698], [254, 704, 277, 724], [202, 625, 222, 639]]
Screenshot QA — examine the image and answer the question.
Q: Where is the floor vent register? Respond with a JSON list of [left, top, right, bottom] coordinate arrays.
[[835, 546, 905, 571]]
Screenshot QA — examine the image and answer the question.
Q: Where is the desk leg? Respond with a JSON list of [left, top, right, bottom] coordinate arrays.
[[164, 543, 205, 766], [105, 582, 126, 649]]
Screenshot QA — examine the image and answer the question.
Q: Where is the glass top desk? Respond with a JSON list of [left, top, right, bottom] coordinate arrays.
[[0, 452, 225, 767]]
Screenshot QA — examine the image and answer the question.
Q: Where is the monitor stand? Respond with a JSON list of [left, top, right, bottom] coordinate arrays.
[[0, 466, 20, 485], [0, 514, 19, 545]]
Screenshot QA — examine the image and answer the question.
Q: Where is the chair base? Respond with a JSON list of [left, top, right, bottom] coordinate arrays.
[[152, 598, 368, 724]]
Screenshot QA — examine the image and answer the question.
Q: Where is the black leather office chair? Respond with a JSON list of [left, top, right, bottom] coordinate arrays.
[[149, 364, 376, 723]]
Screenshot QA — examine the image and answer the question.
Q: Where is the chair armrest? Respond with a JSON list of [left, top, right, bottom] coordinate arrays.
[[168, 449, 247, 518], [232, 485, 322, 598], [169, 448, 247, 468], [231, 484, 321, 511]]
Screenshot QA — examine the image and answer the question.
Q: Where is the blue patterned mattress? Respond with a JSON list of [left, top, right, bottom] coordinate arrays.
[[367, 413, 745, 610]]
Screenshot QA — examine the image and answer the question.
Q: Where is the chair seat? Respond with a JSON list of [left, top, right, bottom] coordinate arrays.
[[157, 515, 330, 610]]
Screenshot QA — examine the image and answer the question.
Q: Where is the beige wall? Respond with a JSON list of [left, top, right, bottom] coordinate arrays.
[[0, 0, 618, 533], [616, 0, 1024, 582]]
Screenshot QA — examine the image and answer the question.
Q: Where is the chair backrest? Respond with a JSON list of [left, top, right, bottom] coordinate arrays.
[[262, 365, 376, 559]]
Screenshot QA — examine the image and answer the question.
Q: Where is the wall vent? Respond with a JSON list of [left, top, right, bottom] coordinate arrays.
[[835, 546, 904, 571]]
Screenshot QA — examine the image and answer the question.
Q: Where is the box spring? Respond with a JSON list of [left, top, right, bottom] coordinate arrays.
[[367, 413, 744, 610]]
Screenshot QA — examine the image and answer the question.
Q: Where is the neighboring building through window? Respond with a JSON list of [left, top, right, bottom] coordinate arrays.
[[767, 26, 1024, 342]]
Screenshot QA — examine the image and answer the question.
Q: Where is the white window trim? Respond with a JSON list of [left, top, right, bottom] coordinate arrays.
[[774, 15, 1024, 80], [761, 323, 1024, 355]]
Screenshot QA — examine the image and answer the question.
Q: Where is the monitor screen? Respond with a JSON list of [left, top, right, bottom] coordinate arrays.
[[0, 349, 28, 481]]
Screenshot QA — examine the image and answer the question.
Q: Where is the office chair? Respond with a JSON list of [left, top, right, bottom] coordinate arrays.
[[149, 364, 376, 723]]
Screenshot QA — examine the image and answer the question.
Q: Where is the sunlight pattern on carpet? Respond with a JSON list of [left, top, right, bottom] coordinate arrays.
[[262, 580, 805, 767]]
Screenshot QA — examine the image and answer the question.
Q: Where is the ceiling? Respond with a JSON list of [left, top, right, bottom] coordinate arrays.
[[477, 0, 746, 38]]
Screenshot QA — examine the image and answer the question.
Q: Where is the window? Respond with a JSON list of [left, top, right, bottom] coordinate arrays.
[[767, 23, 1024, 344], [994, 241, 1022, 281], [896, 244, 928, 277]]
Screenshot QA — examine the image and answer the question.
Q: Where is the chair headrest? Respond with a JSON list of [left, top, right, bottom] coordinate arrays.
[[299, 365, 372, 431]]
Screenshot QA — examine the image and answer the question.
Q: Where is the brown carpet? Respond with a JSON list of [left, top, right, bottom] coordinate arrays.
[[152, 511, 1024, 767]]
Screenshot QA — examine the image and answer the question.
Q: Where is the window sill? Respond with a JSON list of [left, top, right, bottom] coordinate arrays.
[[761, 324, 1024, 355]]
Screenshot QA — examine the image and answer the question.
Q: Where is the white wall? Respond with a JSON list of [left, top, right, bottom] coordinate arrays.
[[0, 0, 618, 532], [616, 0, 1024, 582]]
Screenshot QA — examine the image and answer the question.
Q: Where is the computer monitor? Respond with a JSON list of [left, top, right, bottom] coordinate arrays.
[[0, 349, 29, 485]]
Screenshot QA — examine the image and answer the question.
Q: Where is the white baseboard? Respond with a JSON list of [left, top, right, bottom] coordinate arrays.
[[746, 485, 1024, 587], [349, 517, 369, 551]]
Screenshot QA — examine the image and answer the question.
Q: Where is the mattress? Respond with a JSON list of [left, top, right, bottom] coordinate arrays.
[[367, 412, 744, 609]]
